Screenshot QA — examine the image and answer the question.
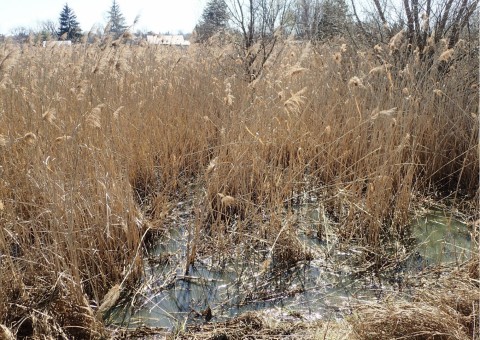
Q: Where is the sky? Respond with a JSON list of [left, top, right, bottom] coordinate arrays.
[[0, 0, 207, 35]]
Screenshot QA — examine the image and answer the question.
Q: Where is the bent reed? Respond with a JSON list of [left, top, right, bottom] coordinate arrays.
[[0, 34, 478, 338]]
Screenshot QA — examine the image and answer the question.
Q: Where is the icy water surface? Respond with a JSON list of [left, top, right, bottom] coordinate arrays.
[[110, 203, 473, 330]]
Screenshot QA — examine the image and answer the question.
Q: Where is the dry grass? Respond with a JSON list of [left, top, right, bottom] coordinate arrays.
[[350, 259, 480, 339], [0, 35, 478, 338], [113, 312, 354, 339]]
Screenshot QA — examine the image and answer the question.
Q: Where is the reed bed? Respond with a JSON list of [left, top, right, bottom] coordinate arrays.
[[0, 34, 478, 338]]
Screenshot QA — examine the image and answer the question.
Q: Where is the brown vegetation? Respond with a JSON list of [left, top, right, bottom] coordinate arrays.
[[0, 32, 478, 338]]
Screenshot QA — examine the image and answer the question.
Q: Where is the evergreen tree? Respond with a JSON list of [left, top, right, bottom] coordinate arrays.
[[316, 0, 349, 41], [107, 0, 127, 37], [57, 3, 82, 41], [195, 0, 229, 42]]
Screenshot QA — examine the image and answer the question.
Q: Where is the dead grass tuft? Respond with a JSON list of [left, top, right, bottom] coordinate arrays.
[[351, 261, 480, 339]]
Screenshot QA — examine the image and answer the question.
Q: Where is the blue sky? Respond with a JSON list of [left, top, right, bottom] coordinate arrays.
[[0, 0, 207, 35]]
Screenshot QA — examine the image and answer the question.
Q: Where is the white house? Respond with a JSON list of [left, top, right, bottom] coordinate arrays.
[[42, 40, 72, 47], [146, 35, 190, 46]]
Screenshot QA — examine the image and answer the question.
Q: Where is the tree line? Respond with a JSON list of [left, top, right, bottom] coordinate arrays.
[[4, 0, 478, 57], [194, 0, 478, 80], [6, 0, 128, 42]]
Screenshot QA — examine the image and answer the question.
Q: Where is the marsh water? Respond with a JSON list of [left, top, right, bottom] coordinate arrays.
[[110, 202, 473, 330]]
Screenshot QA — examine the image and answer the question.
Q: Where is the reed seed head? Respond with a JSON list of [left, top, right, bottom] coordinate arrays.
[[438, 49, 454, 62], [333, 52, 342, 65], [389, 30, 405, 51], [369, 64, 391, 75], [287, 66, 308, 77], [421, 13, 429, 31], [373, 44, 383, 53], [42, 109, 56, 124], [206, 157, 218, 174], [55, 135, 72, 143], [218, 193, 235, 207], [221, 195, 235, 207], [371, 107, 397, 120], [348, 76, 366, 89], [112, 106, 124, 119], [86, 106, 102, 129], [96, 284, 121, 317], [0, 134, 7, 147], [23, 132, 37, 145]]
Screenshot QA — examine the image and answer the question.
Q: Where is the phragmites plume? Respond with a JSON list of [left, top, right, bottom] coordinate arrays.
[[284, 87, 307, 115], [86, 104, 105, 129], [369, 64, 391, 75], [298, 42, 311, 64], [0, 324, 14, 340], [112, 106, 124, 119], [333, 52, 342, 65], [389, 30, 405, 52], [371, 107, 397, 120], [206, 157, 218, 174], [286, 65, 308, 77], [0, 48, 20, 74], [42, 108, 56, 124], [348, 76, 366, 89], [122, 31, 133, 40], [423, 35, 435, 54], [55, 135, 72, 143], [440, 38, 448, 50], [224, 82, 234, 106], [421, 13, 429, 31], [373, 44, 383, 53], [0, 134, 7, 147], [438, 49, 454, 62], [96, 284, 121, 317], [23, 132, 37, 145], [399, 64, 411, 79], [103, 22, 112, 35], [217, 193, 235, 208], [0, 76, 11, 90], [75, 80, 89, 101], [396, 133, 412, 152], [455, 39, 466, 50]]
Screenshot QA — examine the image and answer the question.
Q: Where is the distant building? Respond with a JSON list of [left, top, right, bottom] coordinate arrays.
[[146, 35, 190, 46], [42, 40, 72, 47]]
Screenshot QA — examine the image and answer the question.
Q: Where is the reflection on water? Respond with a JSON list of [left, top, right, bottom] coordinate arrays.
[[412, 210, 472, 268], [110, 204, 472, 330]]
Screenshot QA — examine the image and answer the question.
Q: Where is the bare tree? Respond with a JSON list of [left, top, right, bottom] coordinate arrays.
[[294, 0, 322, 39], [227, 0, 293, 81], [355, 0, 478, 55], [38, 20, 58, 40], [9, 26, 31, 43]]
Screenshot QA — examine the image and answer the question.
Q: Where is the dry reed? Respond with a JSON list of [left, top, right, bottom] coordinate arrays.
[[0, 32, 477, 338]]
